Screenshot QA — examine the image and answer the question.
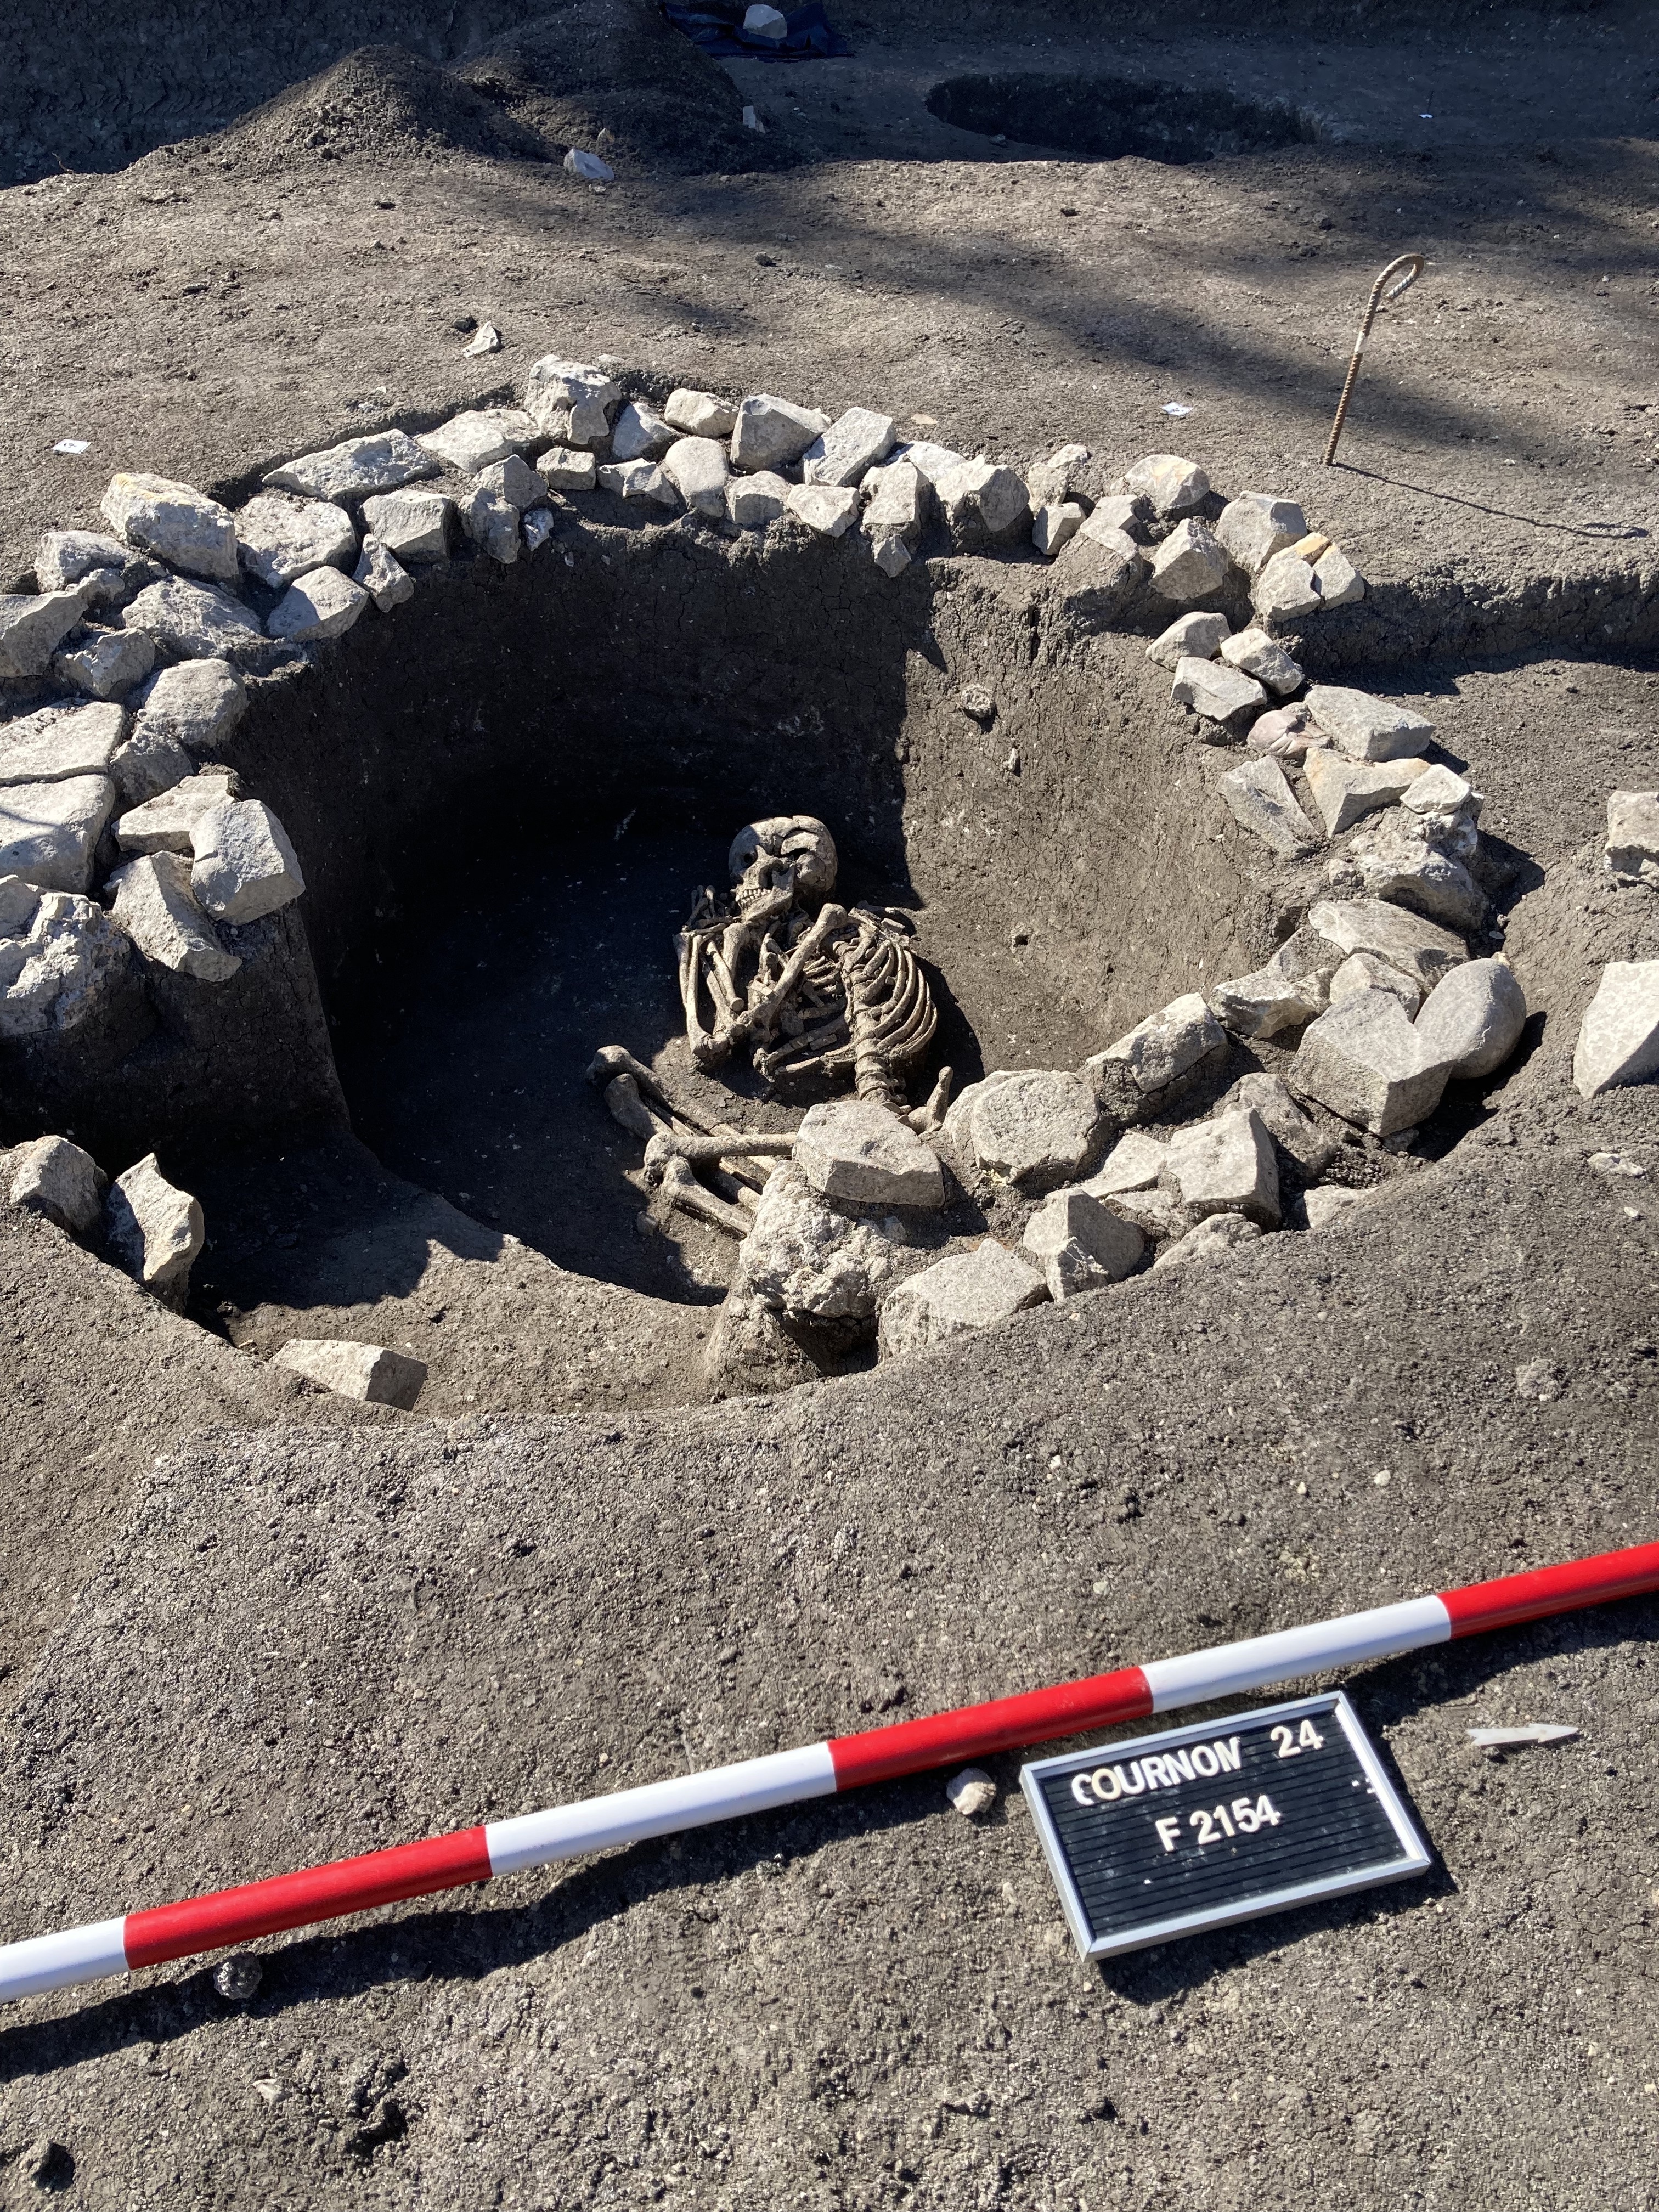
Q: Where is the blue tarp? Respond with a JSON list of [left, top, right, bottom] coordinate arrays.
[[658, 1, 852, 61]]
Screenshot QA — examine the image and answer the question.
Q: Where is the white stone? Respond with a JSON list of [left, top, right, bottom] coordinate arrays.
[[234, 492, 356, 589], [935, 458, 1029, 545], [596, 460, 679, 506], [104, 1152, 204, 1309], [122, 578, 266, 662], [129, 659, 246, 753], [1305, 685, 1435, 763], [1573, 961, 1659, 1098], [1149, 518, 1230, 604], [862, 461, 926, 547], [7, 1134, 104, 1235], [1219, 626, 1304, 695], [109, 850, 241, 982], [872, 535, 911, 578], [563, 146, 614, 182], [1147, 610, 1231, 670], [0, 701, 126, 786], [476, 455, 544, 511], [877, 1239, 1048, 1360], [1171, 654, 1266, 729], [0, 890, 129, 1036], [1303, 1184, 1374, 1231], [110, 729, 193, 808], [945, 1768, 998, 1818], [794, 1098, 946, 1209], [54, 626, 155, 701], [115, 769, 238, 855], [727, 471, 791, 529], [1215, 494, 1306, 575], [100, 472, 238, 582], [785, 483, 859, 538], [1302, 749, 1430, 836], [1025, 444, 1092, 507], [1084, 1130, 1168, 1195], [1226, 1071, 1339, 1176], [1291, 989, 1451, 1136], [1252, 548, 1322, 626], [190, 799, 305, 923], [0, 591, 91, 681], [1207, 954, 1327, 1042], [1088, 992, 1224, 1098], [611, 399, 676, 460], [1031, 501, 1084, 556], [1312, 545, 1365, 607], [743, 3, 788, 38], [1414, 957, 1526, 1079], [456, 484, 521, 563], [1307, 898, 1466, 991], [962, 1068, 1103, 1193], [34, 531, 130, 593], [802, 407, 896, 487], [890, 440, 966, 486], [264, 431, 437, 504], [1164, 1108, 1280, 1226], [1088, 495, 1144, 537], [1046, 521, 1145, 629], [272, 1338, 427, 1407], [1330, 951, 1422, 1017], [1329, 811, 1486, 933], [360, 488, 453, 562], [662, 435, 731, 517], [354, 535, 415, 611], [522, 357, 620, 447], [462, 321, 501, 357], [1153, 1211, 1262, 1271], [1123, 454, 1209, 515], [537, 447, 599, 496], [738, 1161, 921, 1322], [1096, 1184, 1189, 1244], [730, 393, 831, 471], [0, 875, 40, 933], [1218, 755, 1322, 859], [523, 509, 558, 555], [1605, 791, 1659, 887], [1022, 1186, 1145, 1297], [1400, 764, 1475, 820], [267, 566, 370, 641], [416, 406, 539, 474], [663, 388, 737, 439], [0, 774, 115, 893]]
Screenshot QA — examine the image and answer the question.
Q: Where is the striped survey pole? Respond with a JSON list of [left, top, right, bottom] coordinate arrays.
[[3, 1539, 1656, 2007]]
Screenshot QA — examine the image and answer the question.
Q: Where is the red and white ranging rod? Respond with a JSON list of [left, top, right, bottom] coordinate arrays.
[[4, 1540, 1657, 2008]]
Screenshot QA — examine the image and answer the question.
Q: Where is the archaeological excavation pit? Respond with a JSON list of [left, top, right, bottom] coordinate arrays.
[[923, 74, 1320, 163]]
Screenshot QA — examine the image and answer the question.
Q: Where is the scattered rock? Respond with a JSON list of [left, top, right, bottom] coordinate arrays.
[[862, 461, 927, 548], [264, 430, 438, 504], [537, 447, 599, 496], [1291, 988, 1451, 1137], [0, 773, 115, 893], [0, 889, 130, 1036], [803, 407, 896, 487], [1088, 992, 1226, 1105], [1207, 931, 1331, 1040], [738, 1161, 924, 1323], [523, 509, 557, 555], [1605, 790, 1659, 887], [1303, 1184, 1374, 1231], [727, 471, 791, 529], [456, 483, 521, 562], [1164, 1108, 1280, 1225], [785, 483, 859, 538], [122, 577, 267, 662], [115, 769, 238, 855], [476, 455, 544, 511], [1330, 950, 1422, 1016], [1084, 1129, 1169, 1194], [522, 356, 620, 447], [1153, 1211, 1262, 1271], [958, 684, 996, 724], [662, 435, 731, 518], [109, 727, 194, 808], [1328, 810, 1487, 933], [1044, 515, 1146, 629], [0, 589, 93, 681], [53, 624, 155, 701], [663, 389, 737, 439], [1218, 754, 1322, 858], [742, 4, 789, 41], [1302, 750, 1430, 836], [1025, 443, 1093, 507], [0, 701, 127, 786], [1305, 684, 1435, 763], [1226, 1071, 1340, 1176], [235, 491, 356, 589], [956, 1068, 1104, 1194], [1171, 654, 1266, 730], [108, 850, 241, 982], [730, 393, 832, 471], [273, 1338, 428, 1407], [267, 566, 370, 642], [596, 459, 679, 506], [611, 399, 676, 460], [462, 321, 501, 357], [129, 658, 246, 754], [1219, 626, 1304, 695], [354, 534, 415, 611], [1414, 956, 1527, 1079], [1312, 544, 1365, 607], [1572, 961, 1659, 1099], [6, 1133, 105, 1235], [1215, 493, 1306, 574], [1022, 1185, 1146, 1296], [945, 1768, 998, 1818], [213, 1954, 264, 2001], [1031, 500, 1085, 556], [1514, 1358, 1562, 1404], [1097, 1183, 1190, 1244], [34, 529, 131, 593], [1147, 610, 1231, 670], [1123, 453, 1209, 515], [564, 146, 615, 181], [1251, 548, 1322, 627], [1307, 896, 1467, 993], [104, 1151, 204, 1309], [1149, 518, 1231, 604], [935, 458, 1030, 547], [361, 488, 453, 562], [891, 440, 967, 486], [100, 472, 238, 582], [795, 1099, 946, 1209], [872, 534, 911, 578], [877, 1239, 1048, 1360], [1400, 764, 1477, 823], [416, 406, 539, 474], [190, 799, 306, 923]]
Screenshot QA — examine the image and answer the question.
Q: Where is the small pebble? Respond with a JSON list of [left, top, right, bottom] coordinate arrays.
[[214, 1953, 264, 2001], [945, 1767, 998, 1819]]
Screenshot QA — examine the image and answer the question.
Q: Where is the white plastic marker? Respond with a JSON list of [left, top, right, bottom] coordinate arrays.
[[3, 1540, 1655, 2007]]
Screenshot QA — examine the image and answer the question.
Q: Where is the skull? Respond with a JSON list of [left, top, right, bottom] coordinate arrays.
[[727, 816, 838, 917]]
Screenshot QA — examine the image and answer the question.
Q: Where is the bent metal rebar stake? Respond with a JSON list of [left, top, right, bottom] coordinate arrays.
[[2, 1540, 1655, 2008], [1322, 251, 1427, 467]]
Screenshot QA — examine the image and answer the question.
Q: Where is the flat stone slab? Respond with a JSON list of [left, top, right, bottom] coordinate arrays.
[[0, 773, 115, 893], [1149, 518, 1230, 604], [360, 489, 453, 562], [611, 400, 675, 460], [0, 590, 88, 682], [130, 659, 247, 755], [731, 393, 831, 471], [55, 626, 155, 701], [1307, 898, 1467, 993], [273, 1338, 428, 1408], [1606, 790, 1659, 886], [264, 430, 439, 504], [267, 567, 370, 642], [1331, 812, 1487, 933], [115, 769, 238, 855], [1219, 754, 1322, 858], [1148, 611, 1231, 670], [785, 483, 859, 538], [1153, 1211, 1263, 1271], [1573, 960, 1659, 1099], [104, 1152, 204, 1311], [1305, 685, 1435, 762], [1216, 493, 1305, 574], [793, 1099, 945, 1209], [35, 531, 131, 592], [109, 849, 241, 981], [727, 472, 791, 529], [1414, 958, 1527, 1080], [190, 799, 306, 923], [1303, 1184, 1376, 1231], [963, 1068, 1104, 1193], [122, 578, 266, 663], [1022, 1187, 1145, 1299], [1164, 1108, 1280, 1226], [1084, 1130, 1169, 1195], [1088, 991, 1225, 1099], [1291, 988, 1451, 1137], [0, 702, 126, 787], [877, 1239, 1048, 1361], [416, 407, 539, 474], [1251, 547, 1322, 625], [101, 472, 238, 581], [663, 389, 736, 439], [1172, 654, 1266, 729], [1219, 626, 1304, 695], [1303, 750, 1430, 836], [235, 491, 357, 589], [1124, 453, 1208, 514], [802, 407, 896, 488]]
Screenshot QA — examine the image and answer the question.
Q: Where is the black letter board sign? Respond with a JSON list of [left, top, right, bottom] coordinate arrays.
[[1020, 1691, 1431, 1959]]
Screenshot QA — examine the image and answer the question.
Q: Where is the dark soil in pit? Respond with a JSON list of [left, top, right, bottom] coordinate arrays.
[[924, 74, 1320, 164]]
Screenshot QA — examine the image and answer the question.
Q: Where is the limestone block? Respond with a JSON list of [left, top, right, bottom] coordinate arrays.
[[1087, 494, 1145, 538], [1147, 610, 1231, 670], [1303, 1184, 1374, 1230], [0, 702, 127, 786], [1164, 1108, 1280, 1226], [1291, 989, 1451, 1136], [476, 455, 544, 512], [110, 729, 193, 808], [535, 447, 598, 497], [964, 1068, 1104, 1194], [794, 1098, 946, 1209], [235, 492, 356, 589], [1414, 956, 1526, 1080], [1025, 443, 1094, 506], [1153, 1211, 1262, 1271], [53, 624, 154, 701], [190, 799, 305, 923], [1330, 812, 1487, 932], [1312, 545, 1365, 607], [416, 407, 539, 473], [730, 393, 831, 471], [596, 460, 680, 506], [264, 431, 437, 503], [273, 1338, 427, 1408], [0, 890, 130, 1037], [0, 874, 40, 933], [662, 435, 731, 517], [34, 531, 130, 592], [1022, 1187, 1145, 1298], [0, 591, 89, 681], [877, 1239, 1048, 1361], [785, 483, 859, 538], [360, 489, 453, 562], [0, 774, 115, 893], [1218, 754, 1322, 858], [1400, 764, 1476, 821], [1330, 951, 1421, 1017], [100, 473, 238, 581], [1045, 522, 1145, 629], [1123, 453, 1209, 515], [129, 658, 246, 754], [456, 484, 521, 563], [890, 440, 965, 486], [7, 1134, 104, 1236], [1031, 501, 1084, 556], [354, 535, 414, 611], [664, 388, 737, 439], [1171, 655, 1266, 730], [1307, 896, 1467, 992], [1303, 749, 1430, 836], [522, 357, 620, 446], [872, 535, 911, 578], [523, 510, 557, 555], [610, 400, 676, 460], [1573, 962, 1659, 1098], [1215, 494, 1306, 574], [862, 461, 926, 546], [1251, 549, 1322, 626], [1207, 956, 1326, 1042], [104, 1153, 203, 1309], [1219, 626, 1304, 695], [727, 471, 791, 529], [1149, 518, 1230, 604], [109, 850, 241, 982], [1606, 790, 1659, 887], [802, 407, 896, 487], [1096, 1184, 1189, 1243], [122, 578, 266, 662], [1226, 1071, 1340, 1177], [1084, 1130, 1168, 1195], [1088, 992, 1225, 1098], [738, 1162, 922, 1323], [935, 458, 1030, 546], [115, 769, 238, 854], [267, 566, 370, 641], [1305, 684, 1435, 763]]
